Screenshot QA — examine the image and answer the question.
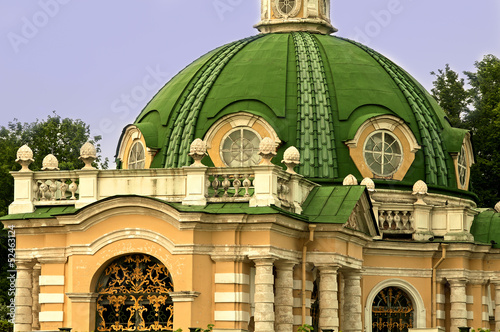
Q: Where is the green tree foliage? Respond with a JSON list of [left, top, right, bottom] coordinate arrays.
[[464, 55, 500, 207], [431, 64, 469, 128], [0, 112, 108, 308], [432, 55, 500, 207]]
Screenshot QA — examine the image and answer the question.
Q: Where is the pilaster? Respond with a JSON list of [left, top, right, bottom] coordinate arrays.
[[15, 260, 35, 332]]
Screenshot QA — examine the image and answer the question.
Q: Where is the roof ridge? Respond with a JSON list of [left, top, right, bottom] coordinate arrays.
[[292, 32, 338, 178]]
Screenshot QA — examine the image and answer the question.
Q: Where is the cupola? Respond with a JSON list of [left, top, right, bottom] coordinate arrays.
[[255, 0, 337, 34]]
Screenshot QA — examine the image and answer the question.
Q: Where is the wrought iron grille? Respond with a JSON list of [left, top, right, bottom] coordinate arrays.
[[372, 287, 413, 332], [96, 254, 174, 331]]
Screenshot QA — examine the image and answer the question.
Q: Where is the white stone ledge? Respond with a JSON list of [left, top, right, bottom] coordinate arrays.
[[436, 310, 445, 320], [214, 292, 250, 303], [215, 273, 249, 285], [467, 311, 473, 320], [39, 293, 64, 304], [39, 311, 64, 322], [436, 294, 445, 304], [293, 280, 313, 291], [214, 310, 250, 322], [39, 275, 64, 286], [483, 312, 490, 321], [466, 295, 473, 304]]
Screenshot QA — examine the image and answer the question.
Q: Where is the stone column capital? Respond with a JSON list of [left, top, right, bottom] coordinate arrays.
[[249, 254, 279, 265], [15, 259, 36, 270], [447, 277, 468, 286], [275, 259, 299, 270], [316, 264, 341, 273]]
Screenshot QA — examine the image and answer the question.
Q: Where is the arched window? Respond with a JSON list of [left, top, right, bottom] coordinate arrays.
[[128, 141, 146, 169], [372, 286, 414, 332], [96, 254, 174, 331]]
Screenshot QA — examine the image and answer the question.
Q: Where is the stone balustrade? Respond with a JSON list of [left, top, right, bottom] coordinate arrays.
[[9, 165, 316, 215]]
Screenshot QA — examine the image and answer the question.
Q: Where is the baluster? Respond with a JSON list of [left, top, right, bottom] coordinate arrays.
[[60, 179, 68, 200], [379, 210, 386, 228], [243, 174, 251, 197], [49, 179, 57, 201], [394, 211, 402, 230], [386, 210, 394, 229], [233, 174, 241, 197], [40, 181, 49, 201], [33, 180, 40, 201], [212, 176, 220, 197], [69, 178, 78, 200], [205, 177, 211, 198], [222, 175, 230, 197], [408, 212, 414, 230]]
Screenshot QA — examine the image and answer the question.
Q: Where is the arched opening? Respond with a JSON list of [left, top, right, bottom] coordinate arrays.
[[371, 286, 414, 332], [95, 254, 174, 331], [365, 279, 425, 332]]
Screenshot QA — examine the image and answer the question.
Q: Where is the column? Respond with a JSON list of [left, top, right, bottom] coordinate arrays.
[[493, 281, 500, 332], [343, 271, 362, 332], [15, 260, 35, 332], [275, 261, 296, 332], [252, 256, 277, 332], [32, 263, 41, 330], [449, 278, 468, 332], [317, 265, 339, 331]]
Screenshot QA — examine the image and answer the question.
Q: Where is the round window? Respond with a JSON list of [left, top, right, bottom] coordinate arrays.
[[128, 141, 146, 169], [275, 0, 299, 17], [457, 145, 467, 187], [363, 131, 403, 177], [221, 128, 261, 167]]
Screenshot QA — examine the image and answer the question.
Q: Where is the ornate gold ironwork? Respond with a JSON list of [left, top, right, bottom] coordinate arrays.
[[372, 287, 414, 332], [96, 254, 174, 331]]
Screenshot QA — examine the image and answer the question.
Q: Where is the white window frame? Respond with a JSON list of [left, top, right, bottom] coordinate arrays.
[[220, 127, 262, 167], [363, 130, 404, 177]]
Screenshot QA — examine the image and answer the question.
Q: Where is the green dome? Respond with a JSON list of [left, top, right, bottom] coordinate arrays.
[[132, 32, 469, 192]]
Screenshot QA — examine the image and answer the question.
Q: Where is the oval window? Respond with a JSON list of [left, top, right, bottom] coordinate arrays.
[[363, 131, 403, 177]]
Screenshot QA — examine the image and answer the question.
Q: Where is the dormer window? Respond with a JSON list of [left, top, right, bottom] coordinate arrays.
[[128, 141, 146, 169], [454, 135, 474, 190], [363, 131, 403, 177], [204, 112, 280, 168]]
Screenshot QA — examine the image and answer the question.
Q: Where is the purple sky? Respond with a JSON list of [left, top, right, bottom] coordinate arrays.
[[1, 0, 499, 166]]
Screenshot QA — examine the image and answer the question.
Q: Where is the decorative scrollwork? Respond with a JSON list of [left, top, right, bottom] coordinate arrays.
[[96, 254, 174, 331], [372, 287, 413, 332]]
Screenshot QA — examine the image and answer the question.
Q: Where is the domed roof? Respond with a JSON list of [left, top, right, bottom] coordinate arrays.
[[130, 32, 469, 191]]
